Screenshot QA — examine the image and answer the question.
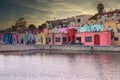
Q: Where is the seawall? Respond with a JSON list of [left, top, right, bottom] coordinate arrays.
[[1, 44, 120, 52]]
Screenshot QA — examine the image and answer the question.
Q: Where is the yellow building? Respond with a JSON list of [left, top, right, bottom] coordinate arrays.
[[104, 21, 120, 46], [35, 32, 48, 45]]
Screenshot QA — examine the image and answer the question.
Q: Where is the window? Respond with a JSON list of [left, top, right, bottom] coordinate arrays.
[[77, 19, 81, 22], [46, 37, 51, 42], [40, 37, 43, 43], [63, 37, 67, 42], [114, 37, 119, 41], [85, 37, 92, 42], [118, 27, 120, 34], [0, 37, 1, 42], [56, 37, 61, 42], [76, 37, 81, 42]]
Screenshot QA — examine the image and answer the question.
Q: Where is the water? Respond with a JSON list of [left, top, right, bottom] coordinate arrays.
[[0, 52, 120, 80]]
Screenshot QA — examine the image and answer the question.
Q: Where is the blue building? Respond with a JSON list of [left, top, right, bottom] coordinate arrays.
[[3, 34, 13, 44], [77, 25, 91, 32], [91, 24, 104, 32], [77, 24, 104, 32]]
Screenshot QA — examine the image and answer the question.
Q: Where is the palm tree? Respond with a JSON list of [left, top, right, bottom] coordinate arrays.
[[97, 3, 104, 18]]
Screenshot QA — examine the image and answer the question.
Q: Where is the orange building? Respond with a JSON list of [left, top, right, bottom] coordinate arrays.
[[104, 21, 120, 46]]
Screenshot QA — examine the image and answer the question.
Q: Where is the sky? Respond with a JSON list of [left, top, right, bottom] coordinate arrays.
[[0, 0, 120, 30]]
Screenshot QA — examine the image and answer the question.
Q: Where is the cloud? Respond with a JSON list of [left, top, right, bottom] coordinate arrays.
[[0, 0, 120, 29]]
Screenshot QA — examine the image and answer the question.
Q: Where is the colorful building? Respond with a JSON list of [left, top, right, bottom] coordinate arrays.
[[53, 33, 68, 45], [50, 27, 58, 33], [47, 32, 68, 45], [77, 24, 104, 32], [35, 32, 48, 45], [104, 21, 120, 46], [75, 31, 111, 46], [67, 28, 77, 43], [3, 34, 13, 44], [12, 34, 19, 44], [91, 24, 104, 32], [47, 33, 54, 45], [77, 25, 91, 32], [58, 27, 68, 33], [0, 34, 4, 44]]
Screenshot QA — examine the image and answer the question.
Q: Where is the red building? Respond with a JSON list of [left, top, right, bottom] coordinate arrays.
[[67, 28, 77, 43], [75, 31, 111, 46]]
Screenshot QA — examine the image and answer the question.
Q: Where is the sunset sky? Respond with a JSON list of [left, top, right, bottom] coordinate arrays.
[[0, 0, 120, 30]]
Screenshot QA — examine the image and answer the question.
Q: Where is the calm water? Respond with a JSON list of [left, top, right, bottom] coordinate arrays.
[[0, 52, 120, 80]]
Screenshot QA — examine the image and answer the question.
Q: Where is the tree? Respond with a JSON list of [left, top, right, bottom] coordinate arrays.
[[89, 16, 97, 20], [14, 18, 27, 33], [38, 23, 47, 32], [28, 24, 36, 34], [97, 3, 104, 18], [28, 24, 36, 31]]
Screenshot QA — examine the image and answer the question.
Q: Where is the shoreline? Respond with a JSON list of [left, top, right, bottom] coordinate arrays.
[[0, 44, 120, 53]]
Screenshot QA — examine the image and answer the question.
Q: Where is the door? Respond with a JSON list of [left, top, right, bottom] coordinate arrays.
[[94, 34, 100, 45]]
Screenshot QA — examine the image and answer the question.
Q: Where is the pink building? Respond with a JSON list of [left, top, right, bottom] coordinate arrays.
[[47, 33, 68, 45], [54, 33, 68, 45], [58, 28, 68, 33], [75, 31, 111, 46], [12, 34, 19, 44]]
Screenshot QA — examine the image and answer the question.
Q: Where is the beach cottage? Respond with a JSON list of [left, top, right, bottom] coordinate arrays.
[[104, 21, 120, 46], [12, 34, 19, 44], [3, 34, 13, 44], [54, 33, 68, 45], [35, 32, 48, 45], [47, 33, 54, 45], [75, 31, 111, 46]]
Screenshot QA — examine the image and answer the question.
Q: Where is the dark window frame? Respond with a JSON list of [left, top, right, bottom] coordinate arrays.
[[56, 37, 61, 42], [85, 36, 92, 42], [114, 37, 119, 41], [63, 37, 67, 42], [76, 37, 81, 42]]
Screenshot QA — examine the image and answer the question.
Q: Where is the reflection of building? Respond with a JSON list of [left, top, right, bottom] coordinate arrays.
[[104, 21, 120, 46]]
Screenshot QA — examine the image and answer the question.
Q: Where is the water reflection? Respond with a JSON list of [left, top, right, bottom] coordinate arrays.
[[0, 52, 120, 80]]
